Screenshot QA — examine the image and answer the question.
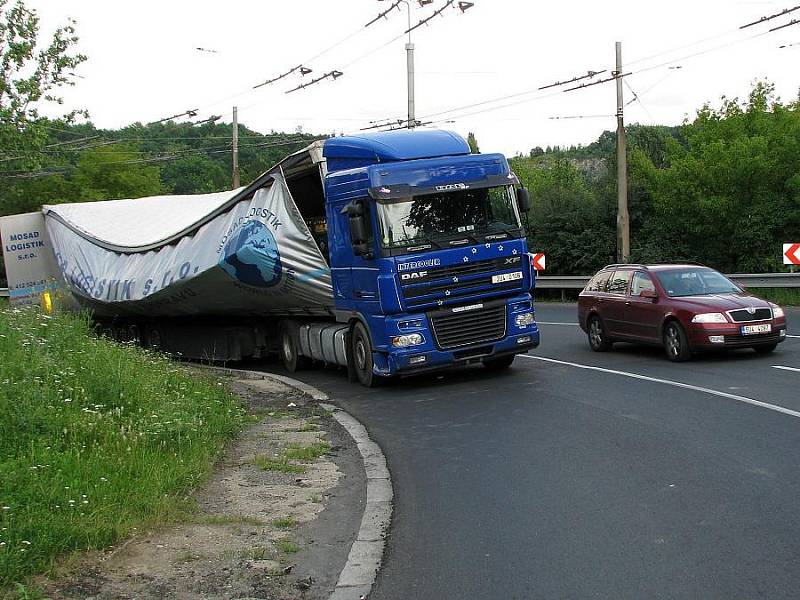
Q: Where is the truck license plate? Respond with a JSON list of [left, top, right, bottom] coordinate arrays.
[[492, 271, 523, 284], [741, 324, 771, 335]]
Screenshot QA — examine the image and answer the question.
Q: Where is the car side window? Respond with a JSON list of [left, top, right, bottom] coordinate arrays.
[[585, 270, 611, 292], [607, 270, 632, 295], [630, 272, 656, 297]]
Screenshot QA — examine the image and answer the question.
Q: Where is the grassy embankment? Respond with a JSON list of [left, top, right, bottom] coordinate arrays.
[[0, 307, 246, 590]]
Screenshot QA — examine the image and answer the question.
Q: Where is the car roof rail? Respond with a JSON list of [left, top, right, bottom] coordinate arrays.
[[602, 263, 646, 270]]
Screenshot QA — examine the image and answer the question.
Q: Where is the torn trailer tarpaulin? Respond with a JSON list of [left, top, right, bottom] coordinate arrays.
[[43, 174, 333, 318]]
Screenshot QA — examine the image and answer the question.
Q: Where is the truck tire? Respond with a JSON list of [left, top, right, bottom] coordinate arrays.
[[279, 321, 310, 373], [351, 322, 378, 387]]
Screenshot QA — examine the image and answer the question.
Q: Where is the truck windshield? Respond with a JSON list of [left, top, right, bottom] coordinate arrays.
[[377, 185, 521, 249]]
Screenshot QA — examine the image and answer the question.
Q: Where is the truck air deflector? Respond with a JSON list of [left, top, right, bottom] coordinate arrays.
[[368, 172, 519, 200]]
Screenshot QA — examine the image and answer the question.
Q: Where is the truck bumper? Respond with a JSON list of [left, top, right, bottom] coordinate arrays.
[[387, 329, 540, 375], [376, 294, 540, 376]]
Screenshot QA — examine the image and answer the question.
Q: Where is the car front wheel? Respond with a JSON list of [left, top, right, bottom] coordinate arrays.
[[587, 315, 612, 352], [664, 321, 691, 362]]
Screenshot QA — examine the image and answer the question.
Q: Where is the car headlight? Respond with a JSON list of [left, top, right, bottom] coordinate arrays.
[[770, 303, 785, 319], [691, 312, 728, 324], [514, 312, 536, 328], [391, 333, 425, 348]]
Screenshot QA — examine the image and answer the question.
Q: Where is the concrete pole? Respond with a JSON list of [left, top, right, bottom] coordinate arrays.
[[615, 42, 630, 263], [407, 41, 416, 129], [232, 106, 240, 189]]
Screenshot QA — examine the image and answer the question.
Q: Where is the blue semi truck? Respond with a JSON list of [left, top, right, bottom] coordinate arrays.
[[315, 130, 540, 385], [1, 129, 540, 386]]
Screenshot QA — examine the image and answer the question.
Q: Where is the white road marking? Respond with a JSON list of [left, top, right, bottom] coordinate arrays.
[[786, 335, 800, 339], [772, 366, 800, 373], [537, 322, 580, 326], [519, 355, 800, 419]]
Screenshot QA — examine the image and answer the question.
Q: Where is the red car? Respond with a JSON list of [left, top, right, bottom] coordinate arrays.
[[578, 264, 787, 361]]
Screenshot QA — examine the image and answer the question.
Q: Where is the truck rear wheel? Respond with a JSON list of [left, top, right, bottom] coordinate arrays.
[[351, 322, 378, 387], [279, 321, 310, 373]]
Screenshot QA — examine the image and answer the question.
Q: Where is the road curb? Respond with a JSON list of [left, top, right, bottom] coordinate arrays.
[[199, 366, 391, 600]]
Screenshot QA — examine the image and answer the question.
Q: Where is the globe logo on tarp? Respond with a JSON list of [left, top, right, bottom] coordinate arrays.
[[219, 220, 282, 287]]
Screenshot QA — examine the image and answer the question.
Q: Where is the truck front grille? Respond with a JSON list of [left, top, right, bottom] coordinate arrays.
[[400, 255, 524, 309], [428, 301, 507, 350]]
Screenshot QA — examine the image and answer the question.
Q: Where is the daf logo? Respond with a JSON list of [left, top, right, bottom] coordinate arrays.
[[400, 271, 427, 281], [747, 306, 756, 314]]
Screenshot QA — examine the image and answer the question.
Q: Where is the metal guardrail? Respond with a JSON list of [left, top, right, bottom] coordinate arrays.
[[536, 273, 800, 290], [1, 274, 797, 299]]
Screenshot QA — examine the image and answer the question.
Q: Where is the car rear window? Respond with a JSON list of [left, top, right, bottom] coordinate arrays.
[[607, 270, 633, 295], [585, 271, 612, 292]]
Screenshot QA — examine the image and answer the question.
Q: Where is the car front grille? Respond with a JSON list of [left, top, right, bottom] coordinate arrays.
[[723, 331, 782, 347], [727, 308, 772, 322], [428, 301, 507, 350]]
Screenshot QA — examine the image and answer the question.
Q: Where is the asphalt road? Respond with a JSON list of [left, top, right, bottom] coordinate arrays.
[[264, 305, 800, 599]]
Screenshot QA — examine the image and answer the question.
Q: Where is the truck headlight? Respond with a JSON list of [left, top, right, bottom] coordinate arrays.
[[514, 312, 536, 327], [691, 313, 727, 324], [770, 303, 785, 319], [391, 333, 425, 348]]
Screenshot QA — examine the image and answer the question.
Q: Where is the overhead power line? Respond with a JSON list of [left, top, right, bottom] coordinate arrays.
[[740, 4, 800, 29], [366, 1, 403, 28], [285, 70, 344, 94], [538, 70, 607, 90], [770, 18, 800, 32], [406, 0, 455, 34]]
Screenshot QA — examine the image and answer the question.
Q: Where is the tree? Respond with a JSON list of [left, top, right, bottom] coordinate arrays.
[[71, 144, 164, 201], [0, 0, 86, 179]]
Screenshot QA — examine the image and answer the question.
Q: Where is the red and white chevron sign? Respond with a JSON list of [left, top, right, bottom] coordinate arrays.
[[530, 253, 546, 271], [784, 243, 800, 266]]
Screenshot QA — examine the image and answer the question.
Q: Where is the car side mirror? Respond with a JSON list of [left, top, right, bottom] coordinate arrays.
[[640, 289, 658, 300], [516, 187, 531, 213]]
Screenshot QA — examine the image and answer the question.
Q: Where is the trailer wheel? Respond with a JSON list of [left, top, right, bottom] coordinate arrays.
[[279, 321, 310, 373], [351, 322, 378, 387]]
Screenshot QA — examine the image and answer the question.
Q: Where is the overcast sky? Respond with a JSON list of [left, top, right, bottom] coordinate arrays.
[[30, 0, 800, 156]]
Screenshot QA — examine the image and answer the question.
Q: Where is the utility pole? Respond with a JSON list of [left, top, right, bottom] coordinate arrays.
[[232, 106, 240, 189], [403, 1, 416, 129], [406, 40, 415, 128], [615, 41, 630, 263]]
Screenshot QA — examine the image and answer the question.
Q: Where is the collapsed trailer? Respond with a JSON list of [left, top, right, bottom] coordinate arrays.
[[1, 130, 541, 386]]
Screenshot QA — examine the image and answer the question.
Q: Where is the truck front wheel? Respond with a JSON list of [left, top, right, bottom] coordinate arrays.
[[351, 322, 377, 387], [279, 321, 310, 373]]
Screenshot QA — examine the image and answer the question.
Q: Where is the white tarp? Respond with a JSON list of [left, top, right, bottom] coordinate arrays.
[[44, 175, 334, 317]]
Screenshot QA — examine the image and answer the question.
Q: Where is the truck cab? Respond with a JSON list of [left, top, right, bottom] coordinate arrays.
[[317, 130, 540, 385]]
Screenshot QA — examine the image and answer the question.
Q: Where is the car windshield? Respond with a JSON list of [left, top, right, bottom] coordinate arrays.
[[376, 185, 521, 248], [655, 268, 741, 297]]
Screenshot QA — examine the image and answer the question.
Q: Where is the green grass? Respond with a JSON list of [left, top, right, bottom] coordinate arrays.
[[274, 539, 299, 554], [752, 288, 800, 306], [283, 442, 329, 462], [250, 456, 306, 474], [0, 308, 246, 589], [271, 516, 297, 529]]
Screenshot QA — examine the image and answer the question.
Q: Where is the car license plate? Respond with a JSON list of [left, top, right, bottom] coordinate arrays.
[[741, 324, 771, 335], [492, 271, 523, 284]]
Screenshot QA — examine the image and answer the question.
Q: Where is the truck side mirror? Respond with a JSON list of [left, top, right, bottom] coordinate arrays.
[[342, 200, 371, 257], [516, 187, 531, 213]]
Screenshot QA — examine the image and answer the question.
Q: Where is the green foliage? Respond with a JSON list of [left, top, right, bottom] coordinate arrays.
[[515, 81, 800, 275], [0, 0, 86, 177], [71, 144, 164, 201], [0, 307, 246, 588]]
